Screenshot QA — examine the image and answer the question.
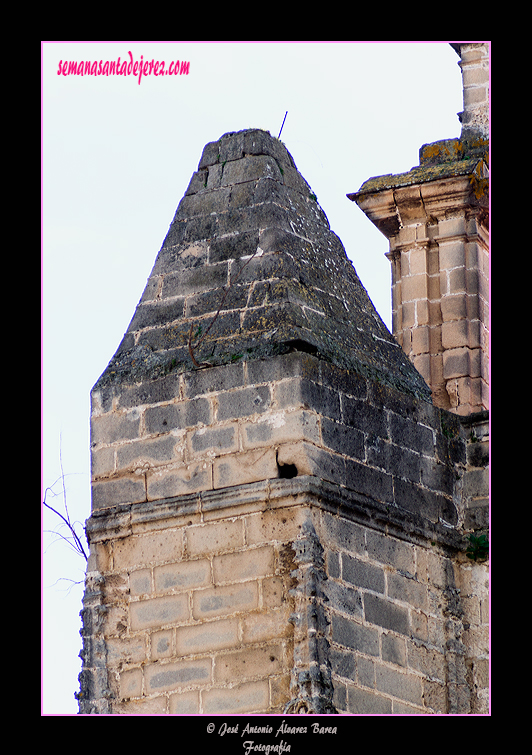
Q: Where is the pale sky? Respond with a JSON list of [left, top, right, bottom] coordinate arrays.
[[42, 40, 463, 715]]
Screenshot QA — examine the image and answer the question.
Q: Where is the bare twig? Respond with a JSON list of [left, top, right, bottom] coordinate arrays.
[[43, 443, 88, 561], [188, 249, 260, 368], [43, 499, 88, 561]]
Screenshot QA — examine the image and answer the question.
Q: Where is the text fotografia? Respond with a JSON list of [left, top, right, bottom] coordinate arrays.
[[57, 51, 190, 85], [210, 720, 338, 751]]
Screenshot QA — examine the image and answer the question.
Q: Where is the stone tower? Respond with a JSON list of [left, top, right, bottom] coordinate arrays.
[[79, 64, 489, 713], [350, 42, 489, 416]]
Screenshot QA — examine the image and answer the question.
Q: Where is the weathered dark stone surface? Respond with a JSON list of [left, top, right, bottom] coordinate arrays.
[[94, 129, 430, 401]]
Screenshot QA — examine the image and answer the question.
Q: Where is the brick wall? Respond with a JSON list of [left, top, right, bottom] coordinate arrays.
[[80, 351, 488, 714]]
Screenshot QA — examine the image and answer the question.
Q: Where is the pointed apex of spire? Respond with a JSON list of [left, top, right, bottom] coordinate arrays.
[[96, 129, 431, 402]]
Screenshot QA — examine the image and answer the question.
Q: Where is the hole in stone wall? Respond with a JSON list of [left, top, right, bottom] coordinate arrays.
[[284, 339, 318, 356], [278, 462, 298, 479]]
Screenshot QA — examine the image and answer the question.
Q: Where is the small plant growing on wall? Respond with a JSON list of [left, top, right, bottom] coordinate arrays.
[[465, 533, 489, 562]]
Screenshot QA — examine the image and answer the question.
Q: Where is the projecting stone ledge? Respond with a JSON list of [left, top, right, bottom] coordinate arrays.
[[94, 129, 431, 403], [348, 136, 488, 207]]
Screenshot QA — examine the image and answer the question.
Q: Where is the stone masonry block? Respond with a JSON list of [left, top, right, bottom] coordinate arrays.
[[188, 424, 239, 459], [325, 578, 363, 619], [147, 461, 212, 500], [346, 686, 392, 715], [169, 690, 200, 715], [241, 605, 293, 644], [442, 347, 471, 379], [241, 409, 320, 450], [401, 273, 428, 303], [130, 569, 152, 596], [130, 593, 189, 631], [144, 398, 211, 435], [365, 530, 415, 574], [213, 448, 278, 489], [331, 614, 379, 656], [92, 476, 146, 510], [221, 155, 283, 186], [116, 435, 183, 473], [245, 506, 307, 546], [213, 545, 275, 584], [341, 554, 385, 594], [277, 441, 343, 483], [209, 230, 259, 264], [144, 658, 212, 695], [91, 411, 141, 446], [388, 412, 434, 456], [214, 644, 283, 683], [120, 668, 142, 700], [321, 417, 365, 460], [113, 529, 184, 570], [175, 617, 239, 656], [202, 680, 270, 715], [91, 446, 115, 478], [442, 319, 469, 350], [161, 261, 228, 299], [217, 385, 272, 421], [274, 378, 341, 421], [151, 630, 173, 659], [393, 476, 446, 524], [342, 395, 387, 439], [186, 518, 244, 557], [363, 592, 409, 635], [184, 362, 245, 398], [375, 665, 423, 707], [192, 582, 259, 620], [154, 559, 211, 593], [440, 294, 467, 322], [345, 457, 394, 504]]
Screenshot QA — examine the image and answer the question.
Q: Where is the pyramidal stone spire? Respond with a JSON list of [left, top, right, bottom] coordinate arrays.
[[96, 129, 430, 400], [81, 129, 485, 716]]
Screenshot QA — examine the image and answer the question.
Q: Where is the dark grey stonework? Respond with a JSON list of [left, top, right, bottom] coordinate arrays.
[[94, 129, 430, 402]]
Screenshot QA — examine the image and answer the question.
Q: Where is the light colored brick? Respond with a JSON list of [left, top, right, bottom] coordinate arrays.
[[214, 643, 283, 683], [411, 326, 429, 355], [213, 546, 274, 584], [442, 347, 471, 379], [130, 593, 189, 630], [119, 667, 142, 700], [202, 680, 270, 714], [107, 636, 147, 666], [187, 423, 239, 459], [145, 657, 212, 694], [241, 409, 320, 450], [241, 606, 293, 644], [441, 294, 467, 322], [175, 617, 239, 656], [154, 559, 211, 593], [409, 247, 427, 276], [169, 690, 200, 714], [130, 568, 152, 596], [442, 319, 469, 350], [116, 435, 183, 472], [401, 274, 428, 302], [213, 447, 278, 489], [186, 518, 244, 557], [151, 630, 173, 659], [113, 529, 183, 569], [192, 581, 259, 620], [91, 409, 141, 446], [245, 506, 307, 546], [146, 461, 212, 500]]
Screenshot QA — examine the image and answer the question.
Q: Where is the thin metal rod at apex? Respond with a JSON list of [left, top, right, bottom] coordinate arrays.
[[278, 111, 288, 139]]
